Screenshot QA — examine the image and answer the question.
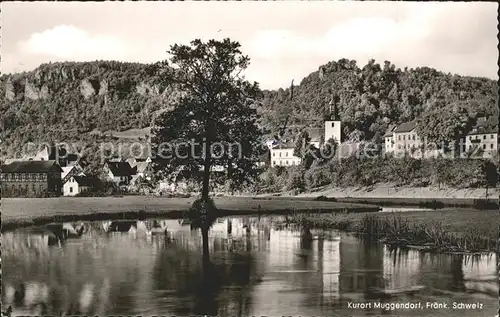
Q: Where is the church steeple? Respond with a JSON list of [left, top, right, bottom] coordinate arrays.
[[328, 93, 339, 121]]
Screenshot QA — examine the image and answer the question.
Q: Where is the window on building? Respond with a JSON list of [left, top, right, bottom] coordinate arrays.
[[70, 187, 73, 193], [491, 134, 495, 139], [331, 122, 334, 127], [483, 135, 486, 140], [402, 135, 405, 141], [286, 160, 289, 165], [285, 152, 288, 157], [273, 161, 276, 165], [412, 135, 415, 141], [273, 152, 275, 157], [483, 144, 486, 149], [491, 144, 494, 149], [279, 152, 282, 157], [398, 135, 401, 141]]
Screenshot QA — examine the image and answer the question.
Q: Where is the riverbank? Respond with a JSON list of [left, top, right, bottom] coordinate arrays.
[[1, 196, 379, 231], [276, 209, 499, 253], [261, 185, 499, 209], [296, 184, 498, 199]]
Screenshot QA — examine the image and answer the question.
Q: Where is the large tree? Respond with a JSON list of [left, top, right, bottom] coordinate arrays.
[[151, 38, 262, 259]]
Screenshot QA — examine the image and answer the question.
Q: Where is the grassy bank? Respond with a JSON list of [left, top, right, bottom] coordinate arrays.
[[251, 194, 499, 210], [277, 209, 499, 253], [1, 196, 379, 232]]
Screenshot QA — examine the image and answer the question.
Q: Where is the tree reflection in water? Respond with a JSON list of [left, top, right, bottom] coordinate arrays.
[[152, 229, 256, 316]]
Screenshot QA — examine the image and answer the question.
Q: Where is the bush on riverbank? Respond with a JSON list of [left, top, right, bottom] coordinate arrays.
[[279, 210, 498, 253], [260, 155, 498, 192]]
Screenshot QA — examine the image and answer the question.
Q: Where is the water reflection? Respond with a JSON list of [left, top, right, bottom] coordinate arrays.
[[380, 207, 435, 213], [2, 216, 497, 316]]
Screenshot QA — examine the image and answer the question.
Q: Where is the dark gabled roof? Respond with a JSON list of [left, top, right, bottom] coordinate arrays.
[[393, 121, 417, 133], [106, 161, 135, 177], [73, 175, 99, 187], [1, 160, 63, 173], [468, 125, 498, 135], [66, 154, 79, 162]]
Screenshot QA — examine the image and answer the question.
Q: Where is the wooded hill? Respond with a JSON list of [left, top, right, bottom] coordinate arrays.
[[1, 59, 498, 160]]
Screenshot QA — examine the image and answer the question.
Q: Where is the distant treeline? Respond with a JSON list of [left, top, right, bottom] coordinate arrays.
[[259, 155, 499, 192]]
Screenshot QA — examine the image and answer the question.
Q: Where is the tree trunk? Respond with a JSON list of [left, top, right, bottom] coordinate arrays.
[[202, 226, 210, 265], [202, 119, 214, 201], [201, 166, 210, 200]]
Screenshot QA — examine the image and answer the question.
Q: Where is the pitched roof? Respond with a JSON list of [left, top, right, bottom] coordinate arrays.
[[62, 166, 75, 178], [73, 175, 99, 187], [126, 158, 137, 168], [136, 161, 151, 173], [393, 121, 417, 133], [66, 154, 79, 162], [106, 161, 135, 176], [468, 125, 498, 135], [468, 117, 499, 135], [1, 160, 63, 173]]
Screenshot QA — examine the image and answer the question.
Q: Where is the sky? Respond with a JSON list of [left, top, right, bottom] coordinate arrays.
[[1, 1, 498, 89]]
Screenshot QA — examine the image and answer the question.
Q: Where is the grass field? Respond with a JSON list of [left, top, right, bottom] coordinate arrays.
[[1, 196, 379, 231], [278, 209, 500, 253]]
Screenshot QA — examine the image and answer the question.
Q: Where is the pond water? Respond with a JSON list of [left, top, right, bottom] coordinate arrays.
[[2, 216, 498, 317], [380, 207, 436, 213]]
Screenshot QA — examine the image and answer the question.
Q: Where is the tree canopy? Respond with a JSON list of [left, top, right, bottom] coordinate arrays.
[[150, 38, 263, 203]]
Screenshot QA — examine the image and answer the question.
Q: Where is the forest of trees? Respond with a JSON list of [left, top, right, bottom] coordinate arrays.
[[0, 58, 498, 164], [260, 58, 498, 143]]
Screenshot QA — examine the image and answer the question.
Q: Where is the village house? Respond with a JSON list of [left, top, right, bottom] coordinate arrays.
[[103, 160, 135, 186], [465, 120, 498, 158], [0, 160, 63, 197], [270, 119, 342, 167], [62, 165, 87, 196], [384, 118, 498, 159], [393, 121, 420, 155], [63, 175, 98, 196], [271, 141, 301, 167], [384, 121, 446, 158], [136, 159, 154, 181]]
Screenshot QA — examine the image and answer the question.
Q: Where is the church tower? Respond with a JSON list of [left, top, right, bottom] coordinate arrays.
[[324, 94, 341, 143]]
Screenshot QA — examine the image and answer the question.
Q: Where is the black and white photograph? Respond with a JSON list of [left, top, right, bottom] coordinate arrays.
[[0, 1, 499, 317]]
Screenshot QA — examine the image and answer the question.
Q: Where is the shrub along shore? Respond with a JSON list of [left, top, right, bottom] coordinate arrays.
[[276, 209, 499, 253]]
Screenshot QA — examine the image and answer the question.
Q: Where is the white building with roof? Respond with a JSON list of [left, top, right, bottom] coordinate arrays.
[[270, 119, 342, 167]]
